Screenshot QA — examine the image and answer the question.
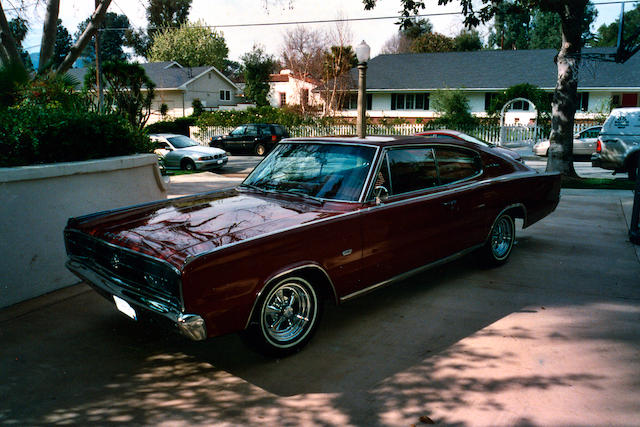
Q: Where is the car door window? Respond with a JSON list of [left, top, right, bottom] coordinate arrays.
[[435, 148, 482, 185], [246, 125, 258, 137], [386, 147, 438, 195], [155, 141, 171, 150]]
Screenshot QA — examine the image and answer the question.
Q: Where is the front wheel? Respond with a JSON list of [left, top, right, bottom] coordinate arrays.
[[478, 213, 516, 267], [244, 276, 322, 357], [181, 158, 196, 171]]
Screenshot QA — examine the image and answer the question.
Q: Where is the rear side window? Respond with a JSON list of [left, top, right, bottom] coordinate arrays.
[[386, 147, 439, 195], [435, 148, 482, 184]]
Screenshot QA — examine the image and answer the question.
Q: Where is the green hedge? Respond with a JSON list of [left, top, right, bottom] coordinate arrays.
[[194, 106, 348, 128], [145, 116, 197, 136], [0, 106, 153, 167]]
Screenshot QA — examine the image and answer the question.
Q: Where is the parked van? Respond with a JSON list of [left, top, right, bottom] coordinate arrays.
[[591, 107, 640, 180]]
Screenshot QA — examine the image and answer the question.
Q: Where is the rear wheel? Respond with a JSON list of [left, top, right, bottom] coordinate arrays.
[[478, 213, 516, 267], [254, 143, 267, 156], [245, 276, 322, 357]]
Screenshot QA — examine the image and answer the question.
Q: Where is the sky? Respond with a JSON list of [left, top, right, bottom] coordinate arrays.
[[9, 0, 633, 63]]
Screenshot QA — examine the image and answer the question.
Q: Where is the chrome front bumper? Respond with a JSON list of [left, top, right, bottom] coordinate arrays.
[[66, 259, 207, 341]]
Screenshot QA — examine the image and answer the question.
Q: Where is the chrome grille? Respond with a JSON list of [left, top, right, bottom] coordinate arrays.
[[64, 230, 182, 309]]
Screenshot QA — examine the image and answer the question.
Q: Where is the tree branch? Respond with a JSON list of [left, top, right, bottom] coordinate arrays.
[[0, 4, 26, 71], [38, 0, 60, 72], [55, 0, 112, 75]]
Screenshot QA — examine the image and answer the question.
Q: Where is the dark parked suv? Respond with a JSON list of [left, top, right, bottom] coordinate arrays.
[[210, 123, 290, 155]]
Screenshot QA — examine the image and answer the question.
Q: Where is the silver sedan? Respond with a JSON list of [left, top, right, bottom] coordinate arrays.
[[151, 134, 228, 171], [533, 126, 602, 157]]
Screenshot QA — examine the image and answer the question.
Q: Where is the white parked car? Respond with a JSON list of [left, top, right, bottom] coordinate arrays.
[[150, 134, 228, 171], [533, 126, 602, 157], [591, 108, 640, 180]]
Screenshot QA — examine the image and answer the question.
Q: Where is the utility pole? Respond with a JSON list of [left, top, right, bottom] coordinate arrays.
[[94, 0, 103, 112]]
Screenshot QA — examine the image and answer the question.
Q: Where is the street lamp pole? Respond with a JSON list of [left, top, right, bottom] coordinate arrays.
[[355, 40, 370, 139]]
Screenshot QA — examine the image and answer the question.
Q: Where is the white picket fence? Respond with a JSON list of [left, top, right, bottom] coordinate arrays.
[[190, 122, 600, 146]]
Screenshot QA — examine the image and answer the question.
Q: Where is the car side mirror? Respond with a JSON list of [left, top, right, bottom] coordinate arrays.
[[374, 185, 389, 205]]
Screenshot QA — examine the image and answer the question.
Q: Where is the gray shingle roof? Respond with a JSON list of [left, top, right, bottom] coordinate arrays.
[[66, 62, 214, 89], [355, 48, 640, 91]]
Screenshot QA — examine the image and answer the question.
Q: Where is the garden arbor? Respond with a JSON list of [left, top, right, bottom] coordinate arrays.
[[499, 97, 538, 146]]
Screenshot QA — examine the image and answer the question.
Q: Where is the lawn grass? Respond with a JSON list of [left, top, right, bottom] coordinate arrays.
[[561, 176, 636, 190], [162, 169, 205, 176]]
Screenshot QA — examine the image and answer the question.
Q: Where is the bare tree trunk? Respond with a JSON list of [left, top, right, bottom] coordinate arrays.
[[0, 5, 26, 71], [55, 0, 112, 75], [546, 2, 586, 177], [38, 0, 60, 73]]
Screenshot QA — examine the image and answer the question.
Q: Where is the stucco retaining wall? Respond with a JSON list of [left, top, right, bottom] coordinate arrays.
[[0, 154, 168, 308]]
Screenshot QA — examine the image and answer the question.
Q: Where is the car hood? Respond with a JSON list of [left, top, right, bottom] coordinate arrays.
[[177, 146, 226, 156], [72, 189, 344, 268]]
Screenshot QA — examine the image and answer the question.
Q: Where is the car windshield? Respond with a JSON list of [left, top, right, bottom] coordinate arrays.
[[242, 142, 376, 202], [166, 135, 199, 148]]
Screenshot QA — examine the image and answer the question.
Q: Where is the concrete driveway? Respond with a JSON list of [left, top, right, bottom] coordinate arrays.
[[1, 189, 639, 426]]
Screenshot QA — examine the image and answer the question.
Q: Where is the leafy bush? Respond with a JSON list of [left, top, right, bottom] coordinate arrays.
[[430, 89, 478, 128], [145, 116, 197, 136], [0, 105, 153, 167], [194, 105, 350, 130]]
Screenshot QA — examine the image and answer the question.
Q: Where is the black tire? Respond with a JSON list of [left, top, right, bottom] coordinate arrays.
[[254, 143, 267, 156], [244, 276, 323, 357], [181, 158, 196, 171], [478, 213, 516, 267]]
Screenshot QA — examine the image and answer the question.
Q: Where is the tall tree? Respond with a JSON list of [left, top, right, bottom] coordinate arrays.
[[411, 32, 455, 53], [280, 26, 326, 113], [148, 20, 228, 69], [453, 29, 483, 51], [242, 45, 275, 107], [8, 17, 33, 70], [76, 12, 131, 64], [0, 0, 113, 74], [594, 3, 640, 47], [362, 0, 602, 176], [130, 0, 192, 57], [84, 61, 156, 128], [381, 17, 432, 54], [52, 20, 71, 69]]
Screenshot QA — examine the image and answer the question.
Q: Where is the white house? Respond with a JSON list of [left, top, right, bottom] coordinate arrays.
[[335, 48, 640, 123], [268, 70, 323, 109], [68, 61, 250, 123]]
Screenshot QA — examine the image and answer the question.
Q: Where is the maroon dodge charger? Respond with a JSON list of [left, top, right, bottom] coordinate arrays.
[[65, 135, 560, 356]]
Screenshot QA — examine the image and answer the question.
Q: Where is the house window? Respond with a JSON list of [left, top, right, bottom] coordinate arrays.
[[280, 92, 286, 106], [484, 93, 498, 111], [342, 94, 372, 110], [576, 92, 589, 111], [391, 93, 429, 110], [220, 90, 230, 101]]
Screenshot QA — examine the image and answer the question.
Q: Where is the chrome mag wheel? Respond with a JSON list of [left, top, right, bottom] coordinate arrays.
[[491, 215, 514, 260], [251, 276, 321, 355]]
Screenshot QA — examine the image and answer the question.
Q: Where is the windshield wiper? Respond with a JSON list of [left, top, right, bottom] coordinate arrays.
[[276, 188, 324, 205], [239, 183, 266, 193]]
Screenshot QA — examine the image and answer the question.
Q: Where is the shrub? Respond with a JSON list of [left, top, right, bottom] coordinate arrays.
[[0, 105, 153, 167], [145, 116, 197, 136]]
